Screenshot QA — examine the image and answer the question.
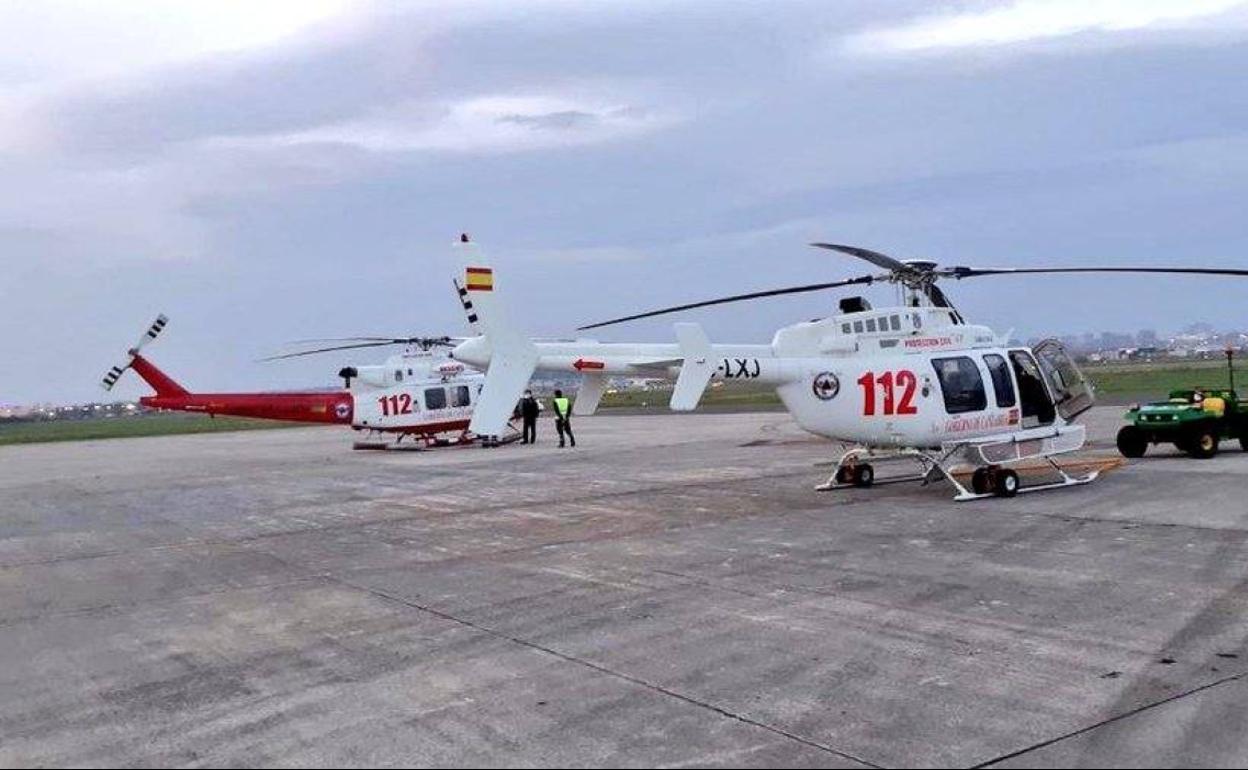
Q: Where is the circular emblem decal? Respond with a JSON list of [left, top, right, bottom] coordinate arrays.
[[335, 402, 351, 419], [812, 372, 840, 401]]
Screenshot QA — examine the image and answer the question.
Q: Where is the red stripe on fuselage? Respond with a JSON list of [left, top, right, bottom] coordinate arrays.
[[367, 418, 473, 436]]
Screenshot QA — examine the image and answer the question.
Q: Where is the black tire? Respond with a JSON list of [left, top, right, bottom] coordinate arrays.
[[971, 468, 992, 495], [1240, 436, 1248, 453], [853, 464, 875, 488], [1188, 428, 1220, 459], [994, 469, 1020, 498], [1116, 426, 1148, 458]]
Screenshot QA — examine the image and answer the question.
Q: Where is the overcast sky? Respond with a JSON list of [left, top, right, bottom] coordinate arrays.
[[4, 0, 1248, 404]]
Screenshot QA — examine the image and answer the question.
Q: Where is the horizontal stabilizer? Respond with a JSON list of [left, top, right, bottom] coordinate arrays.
[[469, 344, 538, 436], [670, 322, 715, 411], [574, 373, 607, 416]]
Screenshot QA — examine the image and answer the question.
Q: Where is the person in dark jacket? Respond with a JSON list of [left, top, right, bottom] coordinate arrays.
[[519, 389, 542, 444]]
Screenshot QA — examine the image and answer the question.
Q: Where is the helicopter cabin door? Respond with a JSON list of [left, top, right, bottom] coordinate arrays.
[[1032, 339, 1095, 420], [1007, 350, 1056, 428]]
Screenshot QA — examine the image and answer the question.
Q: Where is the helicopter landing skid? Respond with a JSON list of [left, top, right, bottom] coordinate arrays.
[[945, 456, 1099, 502], [816, 444, 1099, 501], [815, 447, 941, 492]]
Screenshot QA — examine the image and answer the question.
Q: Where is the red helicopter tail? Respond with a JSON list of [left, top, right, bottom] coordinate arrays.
[[128, 354, 189, 398]]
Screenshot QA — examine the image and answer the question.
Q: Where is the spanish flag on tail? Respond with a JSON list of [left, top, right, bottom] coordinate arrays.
[[465, 267, 494, 292]]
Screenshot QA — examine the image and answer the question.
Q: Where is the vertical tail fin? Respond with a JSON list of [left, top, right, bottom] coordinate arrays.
[[454, 236, 538, 436], [670, 322, 715, 411], [129, 355, 190, 398]]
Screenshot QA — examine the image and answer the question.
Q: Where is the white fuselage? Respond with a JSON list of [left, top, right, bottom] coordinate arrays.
[[347, 351, 485, 434], [452, 305, 1077, 448]]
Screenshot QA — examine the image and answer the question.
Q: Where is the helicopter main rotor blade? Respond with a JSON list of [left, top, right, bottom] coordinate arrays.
[[259, 341, 400, 362], [810, 243, 910, 272], [285, 336, 458, 345], [943, 266, 1248, 279], [577, 274, 880, 330]]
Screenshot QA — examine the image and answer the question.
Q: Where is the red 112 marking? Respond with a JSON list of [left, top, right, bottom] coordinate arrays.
[[857, 370, 918, 416], [378, 393, 413, 416]]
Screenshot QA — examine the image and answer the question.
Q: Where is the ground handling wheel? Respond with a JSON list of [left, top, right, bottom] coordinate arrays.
[[1116, 426, 1148, 458], [852, 463, 875, 488], [1187, 428, 1220, 459], [971, 467, 992, 495], [994, 468, 1020, 498]]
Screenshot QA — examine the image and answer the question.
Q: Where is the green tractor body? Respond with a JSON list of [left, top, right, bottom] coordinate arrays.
[[1117, 388, 1248, 458]]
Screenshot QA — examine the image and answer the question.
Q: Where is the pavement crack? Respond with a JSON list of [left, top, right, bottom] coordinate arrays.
[[329, 574, 882, 769], [972, 670, 1248, 768]]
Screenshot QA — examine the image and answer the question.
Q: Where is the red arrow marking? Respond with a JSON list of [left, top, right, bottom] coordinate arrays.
[[573, 358, 605, 371]]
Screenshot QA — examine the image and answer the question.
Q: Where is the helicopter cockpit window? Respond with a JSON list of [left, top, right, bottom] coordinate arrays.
[[451, 385, 471, 407], [424, 387, 447, 410], [853, 321, 864, 334], [983, 354, 1017, 408], [932, 356, 987, 414], [866, 318, 877, 333], [842, 323, 851, 334]]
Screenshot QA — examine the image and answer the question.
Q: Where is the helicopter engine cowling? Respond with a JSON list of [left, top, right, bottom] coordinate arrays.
[[351, 365, 395, 389]]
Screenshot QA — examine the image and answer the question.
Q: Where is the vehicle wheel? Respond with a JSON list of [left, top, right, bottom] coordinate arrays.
[[971, 468, 992, 495], [852, 464, 875, 488], [1188, 429, 1220, 459], [1116, 426, 1148, 458], [994, 469, 1020, 498], [1240, 436, 1248, 453]]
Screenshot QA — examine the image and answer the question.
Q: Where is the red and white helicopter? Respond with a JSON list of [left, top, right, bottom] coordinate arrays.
[[449, 238, 1248, 499], [101, 318, 514, 449]]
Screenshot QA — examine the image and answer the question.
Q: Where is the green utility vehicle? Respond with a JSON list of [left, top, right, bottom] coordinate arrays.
[[1116, 351, 1248, 459]]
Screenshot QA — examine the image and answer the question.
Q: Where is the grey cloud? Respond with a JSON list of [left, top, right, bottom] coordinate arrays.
[[5, 1, 1248, 404]]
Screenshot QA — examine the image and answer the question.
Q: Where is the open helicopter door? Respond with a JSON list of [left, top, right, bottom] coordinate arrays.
[[1032, 339, 1095, 420]]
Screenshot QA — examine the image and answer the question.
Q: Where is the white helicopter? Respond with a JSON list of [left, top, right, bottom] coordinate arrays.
[[261, 335, 512, 449], [448, 238, 1248, 499], [103, 318, 514, 449]]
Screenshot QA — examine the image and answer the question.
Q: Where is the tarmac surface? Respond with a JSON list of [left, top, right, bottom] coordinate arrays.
[[3, 407, 1248, 768]]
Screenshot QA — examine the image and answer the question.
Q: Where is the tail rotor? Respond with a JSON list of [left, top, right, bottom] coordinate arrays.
[[101, 314, 169, 391]]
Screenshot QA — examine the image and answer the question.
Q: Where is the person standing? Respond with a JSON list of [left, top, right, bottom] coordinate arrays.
[[519, 389, 542, 444], [552, 389, 575, 448]]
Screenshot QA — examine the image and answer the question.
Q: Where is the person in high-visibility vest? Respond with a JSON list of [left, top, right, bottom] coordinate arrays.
[[552, 389, 575, 448]]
